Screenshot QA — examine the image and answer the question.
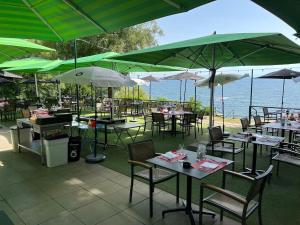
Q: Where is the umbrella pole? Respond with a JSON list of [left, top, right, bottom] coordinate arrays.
[[73, 39, 80, 127], [86, 85, 106, 163], [34, 74, 39, 102], [179, 80, 182, 104], [194, 80, 197, 112], [138, 85, 140, 100], [249, 69, 254, 122], [183, 79, 187, 104], [209, 69, 216, 128], [281, 79, 285, 111], [149, 81, 152, 100], [222, 83, 225, 132]]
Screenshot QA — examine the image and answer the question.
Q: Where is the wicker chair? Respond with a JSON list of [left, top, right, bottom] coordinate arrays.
[[128, 140, 179, 217], [271, 143, 300, 176], [151, 112, 169, 137], [262, 107, 277, 122], [199, 165, 273, 225], [240, 118, 256, 132], [197, 110, 205, 134], [253, 115, 267, 133], [178, 113, 197, 139], [208, 126, 244, 171]]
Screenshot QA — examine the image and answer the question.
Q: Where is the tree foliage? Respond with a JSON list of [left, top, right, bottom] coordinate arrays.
[[37, 21, 163, 60]]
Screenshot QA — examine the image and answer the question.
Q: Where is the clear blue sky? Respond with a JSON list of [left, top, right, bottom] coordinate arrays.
[[156, 0, 298, 45], [135, 0, 300, 78]]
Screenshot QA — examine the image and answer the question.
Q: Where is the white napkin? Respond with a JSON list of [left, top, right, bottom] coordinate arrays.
[[162, 152, 178, 159], [201, 162, 218, 169]]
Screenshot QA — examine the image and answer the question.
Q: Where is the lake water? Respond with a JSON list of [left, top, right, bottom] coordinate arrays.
[[141, 77, 300, 118]]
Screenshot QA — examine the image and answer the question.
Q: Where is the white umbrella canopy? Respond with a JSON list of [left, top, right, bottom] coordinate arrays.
[[163, 71, 204, 103], [131, 78, 149, 86], [0, 71, 23, 79], [53, 66, 128, 87]]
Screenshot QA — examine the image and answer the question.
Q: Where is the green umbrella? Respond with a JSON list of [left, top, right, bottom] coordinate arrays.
[[253, 1, 300, 36], [111, 32, 300, 127], [1, 58, 62, 73], [195, 73, 249, 131], [0, 1, 213, 41], [39, 52, 183, 73], [0, 38, 54, 63]]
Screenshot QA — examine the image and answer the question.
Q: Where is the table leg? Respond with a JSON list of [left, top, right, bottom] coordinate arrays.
[[40, 131, 45, 165], [172, 115, 176, 135], [162, 176, 214, 225], [132, 126, 141, 142], [251, 143, 257, 175], [289, 130, 292, 143]]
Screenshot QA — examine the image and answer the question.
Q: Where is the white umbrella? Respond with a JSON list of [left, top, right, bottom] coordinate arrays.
[[55, 67, 128, 163], [54, 66, 129, 87], [141, 75, 159, 100]]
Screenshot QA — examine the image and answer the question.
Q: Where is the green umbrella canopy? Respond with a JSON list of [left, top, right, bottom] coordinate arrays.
[[111, 32, 300, 127], [195, 73, 249, 87], [0, 58, 51, 69], [3, 58, 63, 73], [0, 38, 54, 63], [40, 52, 183, 73], [0, 0, 213, 41], [253, 0, 300, 36], [110, 32, 300, 69]]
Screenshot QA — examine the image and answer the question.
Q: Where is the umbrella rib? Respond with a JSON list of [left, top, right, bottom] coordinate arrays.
[[22, 0, 64, 41], [187, 45, 211, 68], [189, 47, 209, 68], [216, 46, 267, 69], [176, 53, 207, 68], [216, 43, 245, 68], [0, 50, 13, 59], [163, 0, 184, 10], [238, 40, 300, 57], [62, 0, 108, 33]]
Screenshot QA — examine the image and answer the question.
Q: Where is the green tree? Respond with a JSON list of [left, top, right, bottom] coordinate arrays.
[[114, 86, 149, 100], [36, 21, 163, 60]]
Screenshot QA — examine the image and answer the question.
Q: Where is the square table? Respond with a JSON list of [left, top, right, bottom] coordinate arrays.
[[111, 122, 144, 147], [248, 134, 284, 176], [147, 149, 233, 225], [263, 121, 300, 142]]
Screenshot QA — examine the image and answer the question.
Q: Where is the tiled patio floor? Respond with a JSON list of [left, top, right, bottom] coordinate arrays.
[[0, 128, 239, 225]]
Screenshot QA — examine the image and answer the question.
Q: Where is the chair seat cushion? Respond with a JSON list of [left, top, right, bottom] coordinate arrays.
[[204, 191, 258, 217], [273, 153, 300, 166], [135, 168, 176, 182], [207, 145, 243, 154]]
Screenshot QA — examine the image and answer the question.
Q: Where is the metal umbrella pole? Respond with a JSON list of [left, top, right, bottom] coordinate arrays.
[[179, 80, 182, 104], [281, 78, 285, 111], [149, 81, 152, 100], [194, 80, 197, 112], [221, 83, 225, 132], [85, 85, 106, 163], [249, 69, 254, 122], [183, 79, 187, 103]]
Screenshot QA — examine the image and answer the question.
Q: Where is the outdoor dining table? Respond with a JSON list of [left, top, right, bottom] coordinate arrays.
[[262, 121, 300, 142], [248, 134, 284, 176], [111, 122, 144, 147], [147, 149, 233, 225], [163, 110, 192, 135]]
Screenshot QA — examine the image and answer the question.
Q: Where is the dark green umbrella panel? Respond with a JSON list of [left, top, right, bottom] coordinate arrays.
[[253, 0, 300, 36], [0, 0, 213, 41]]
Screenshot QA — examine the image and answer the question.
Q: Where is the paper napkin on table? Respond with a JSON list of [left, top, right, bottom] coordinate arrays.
[[201, 162, 218, 169], [161, 151, 178, 159]]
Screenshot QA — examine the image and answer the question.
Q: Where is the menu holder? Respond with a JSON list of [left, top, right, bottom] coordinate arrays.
[[192, 159, 227, 173], [158, 150, 187, 163]]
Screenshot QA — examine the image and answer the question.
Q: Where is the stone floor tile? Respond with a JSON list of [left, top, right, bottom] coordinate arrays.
[[97, 212, 144, 225], [124, 199, 167, 225], [39, 211, 84, 225], [85, 179, 124, 197], [0, 201, 25, 225], [7, 191, 52, 213], [54, 188, 100, 210], [102, 187, 147, 211], [17, 199, 65, 225], [72, 199, 119, 225]]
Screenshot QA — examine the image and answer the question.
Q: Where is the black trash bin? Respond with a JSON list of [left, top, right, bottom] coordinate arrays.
[[68, 136, 81, 162]]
